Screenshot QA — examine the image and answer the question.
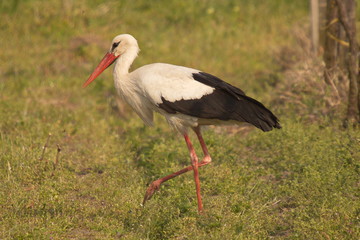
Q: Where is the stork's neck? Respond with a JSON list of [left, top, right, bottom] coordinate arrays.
[[113, 46, 139, 76]]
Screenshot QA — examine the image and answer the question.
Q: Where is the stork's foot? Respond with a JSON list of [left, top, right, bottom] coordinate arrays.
[[143, 179, 162, 205], [201, 155, 212, 165]]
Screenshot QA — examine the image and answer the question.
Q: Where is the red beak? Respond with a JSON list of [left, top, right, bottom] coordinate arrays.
[[83, 52, 119, 88]]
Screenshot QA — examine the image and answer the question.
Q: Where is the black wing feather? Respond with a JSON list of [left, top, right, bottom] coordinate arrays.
[[158, 72, 281, 132]]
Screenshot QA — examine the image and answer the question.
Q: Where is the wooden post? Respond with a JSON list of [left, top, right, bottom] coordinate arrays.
[[310, 0, 320, 54], [323, 0, 338, 87], [335, 0, 359, 123]]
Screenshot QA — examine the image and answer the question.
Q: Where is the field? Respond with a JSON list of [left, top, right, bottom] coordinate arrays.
[[1, 0, 359, 239]]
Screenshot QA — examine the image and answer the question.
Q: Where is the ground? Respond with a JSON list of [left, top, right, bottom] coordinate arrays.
[[0, 0, 359, 239]]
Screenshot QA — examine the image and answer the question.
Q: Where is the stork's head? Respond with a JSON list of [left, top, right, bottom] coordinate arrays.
[[83, 34, 139, 88], [110, 34, 139, 57]]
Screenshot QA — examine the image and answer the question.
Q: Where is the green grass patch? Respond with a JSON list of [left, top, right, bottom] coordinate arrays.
[[1, 0, 359, 239]]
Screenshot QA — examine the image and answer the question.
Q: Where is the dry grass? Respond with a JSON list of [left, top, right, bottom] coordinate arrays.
[[272, 23, 349, 123]]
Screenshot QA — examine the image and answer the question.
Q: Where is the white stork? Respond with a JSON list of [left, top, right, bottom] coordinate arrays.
[[83, 34, 281, 213]]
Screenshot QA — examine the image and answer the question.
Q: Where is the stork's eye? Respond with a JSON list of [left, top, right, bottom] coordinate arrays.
[[112, 41, 121, 50]]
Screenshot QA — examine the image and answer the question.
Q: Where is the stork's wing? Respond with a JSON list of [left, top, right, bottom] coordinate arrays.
[[134, 63, 215, 104], [158, 71, 281, 132]]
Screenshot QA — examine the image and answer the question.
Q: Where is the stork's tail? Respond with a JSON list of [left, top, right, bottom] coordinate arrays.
[[234, 95, 282, 132]]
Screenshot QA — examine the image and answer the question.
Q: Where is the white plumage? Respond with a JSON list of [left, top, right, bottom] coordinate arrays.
[[105, 35, 216, 133], [134, 63, 215, 103], [83, 34, 281, 213], [121, 63, 215, 131]]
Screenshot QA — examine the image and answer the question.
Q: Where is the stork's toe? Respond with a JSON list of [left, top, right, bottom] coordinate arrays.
[[142, 179, 162, 205]]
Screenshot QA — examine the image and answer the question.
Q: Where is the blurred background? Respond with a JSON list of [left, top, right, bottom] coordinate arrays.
[[0, 0, 359, 239]]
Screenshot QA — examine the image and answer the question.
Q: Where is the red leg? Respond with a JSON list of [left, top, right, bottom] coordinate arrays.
[[143, 127, 211, 213], [142, 160, 210, 205], [193, 126, 212, 164], [184, 133, 203, 213]]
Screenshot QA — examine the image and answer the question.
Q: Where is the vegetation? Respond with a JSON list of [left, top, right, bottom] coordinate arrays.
[[0, 0, 359, 239]]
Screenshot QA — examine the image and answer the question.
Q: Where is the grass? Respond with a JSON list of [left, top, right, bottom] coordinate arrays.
[[1, 0, 359, 239]]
